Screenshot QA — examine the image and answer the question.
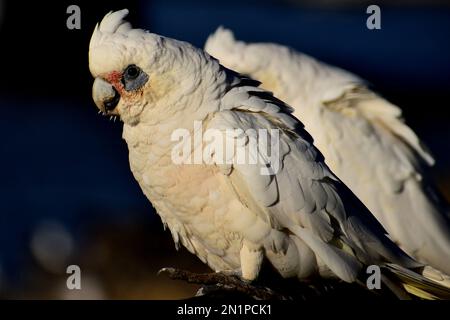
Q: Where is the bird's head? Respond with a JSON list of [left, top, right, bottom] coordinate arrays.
[[204, 27, 252, 75], [89, 9, 211, 126], [89, 9, 157, 125], [205, 28, 297, 107]]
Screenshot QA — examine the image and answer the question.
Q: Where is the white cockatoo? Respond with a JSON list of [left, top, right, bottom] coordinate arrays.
[[89, 10, 450, 299], [205, 28, 450, 277]]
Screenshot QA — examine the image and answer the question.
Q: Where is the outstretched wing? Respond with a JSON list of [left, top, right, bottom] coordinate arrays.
[[207, 81, 419, 282]]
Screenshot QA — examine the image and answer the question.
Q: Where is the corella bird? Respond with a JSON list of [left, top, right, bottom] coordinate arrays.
[[89, 10, 449, 299], [205, 28, 450, 277]]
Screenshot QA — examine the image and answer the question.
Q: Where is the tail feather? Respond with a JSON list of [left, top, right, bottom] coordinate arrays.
[[382, 264, 450, 300], [421, 265, 450, 289]]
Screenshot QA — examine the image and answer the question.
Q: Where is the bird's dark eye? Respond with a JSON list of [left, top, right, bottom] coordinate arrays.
[[124, 64, 140, 80], [121, 64, 149, 91]]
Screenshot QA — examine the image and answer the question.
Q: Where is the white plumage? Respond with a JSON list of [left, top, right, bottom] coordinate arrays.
[[204, 28, 450, 276], [88, 10, 450, 298]]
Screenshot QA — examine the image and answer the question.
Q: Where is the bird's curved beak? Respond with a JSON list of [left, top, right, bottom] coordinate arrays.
[[92, 77, 120, 114]]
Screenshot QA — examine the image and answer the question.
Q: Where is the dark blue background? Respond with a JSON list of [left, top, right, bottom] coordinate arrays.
[[0, 0, 449, 294]]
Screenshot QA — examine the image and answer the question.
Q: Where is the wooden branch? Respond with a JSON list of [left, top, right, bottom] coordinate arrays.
[[157, 267, 388, 300], [158, 267, 291, 300]]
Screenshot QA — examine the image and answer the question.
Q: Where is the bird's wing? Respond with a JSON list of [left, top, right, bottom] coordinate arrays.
[[308, 85, 450, 273], [206, 83, 419, 282], [205, 30, 450, 273], [320, 85, 434, 179]]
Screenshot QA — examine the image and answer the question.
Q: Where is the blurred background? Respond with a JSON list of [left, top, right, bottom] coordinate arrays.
[[0, 0, 449, 299]]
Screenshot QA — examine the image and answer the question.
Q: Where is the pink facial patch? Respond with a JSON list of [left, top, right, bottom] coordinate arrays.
[[105, 71, 125, 94]]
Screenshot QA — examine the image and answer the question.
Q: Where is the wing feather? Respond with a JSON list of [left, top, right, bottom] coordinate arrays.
[[207, 82, 420, 281]]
